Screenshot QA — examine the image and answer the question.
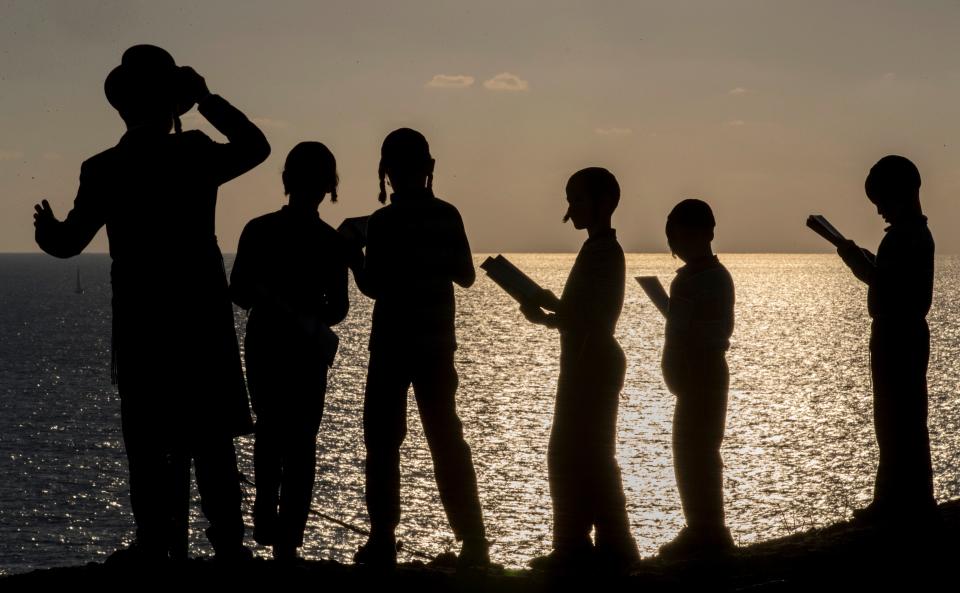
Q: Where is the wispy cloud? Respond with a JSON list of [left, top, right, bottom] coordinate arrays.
[[0, 150, 24, 161], [725, 119, 746, 127], [251, 117, 290, 131], [882, 72, 896, 81], [483, 72, 529, 92], [426, 74, 475, 89], [728, 87, 751, 96], [594, 127, 633, 136]]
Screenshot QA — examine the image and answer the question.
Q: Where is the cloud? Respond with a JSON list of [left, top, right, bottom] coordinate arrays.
[[594, 127, 633, 136], [728, 87, 750, 96], [483, 72, 529, 92], [0, 150, 24, 161], [250, 117, 289, 131], [882, 72, 896, 81], [42, 152, 62, 161], [725, 119, 746, 127], [426, 74, 475, 89]]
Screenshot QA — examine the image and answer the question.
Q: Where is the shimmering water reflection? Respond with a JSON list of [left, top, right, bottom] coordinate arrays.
[[2, 254, 960, 574]]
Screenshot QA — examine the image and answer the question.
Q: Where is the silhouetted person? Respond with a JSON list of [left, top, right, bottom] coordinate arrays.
[[653, 199, 735, 558], [230, 142, 349, 563], [32, 45, 270, 563], [521, 168, 639, 573], [837, 155, 936, 524], [351, 128, 488, 569]]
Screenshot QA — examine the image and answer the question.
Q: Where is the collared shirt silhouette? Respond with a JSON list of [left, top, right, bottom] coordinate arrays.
[[361, 190, 473, 351], [34, 57, 270, 560], [662, 255, 735, 389], [867, 216, 934, 322], [230, 202, 349, 559]]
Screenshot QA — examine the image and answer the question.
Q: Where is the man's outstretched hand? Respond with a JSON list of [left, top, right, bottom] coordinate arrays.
[[33, 199, 58, 233]]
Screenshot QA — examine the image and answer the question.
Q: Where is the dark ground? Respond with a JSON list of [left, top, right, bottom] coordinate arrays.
[[4, 500, 959, 592]]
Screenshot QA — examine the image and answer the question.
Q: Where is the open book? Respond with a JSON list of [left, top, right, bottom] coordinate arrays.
[[480, 255, 544, 305], [636, 276, 669, 317], [337, 216, 370, 246], [806, 215, 848, 248]]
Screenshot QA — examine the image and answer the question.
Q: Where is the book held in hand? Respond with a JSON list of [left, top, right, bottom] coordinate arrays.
[[636, 276, 669, 316], [480, 255, 544, 305], [806, 214, 848, 248]]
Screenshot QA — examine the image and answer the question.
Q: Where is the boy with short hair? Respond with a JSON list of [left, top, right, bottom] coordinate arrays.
[[648, 199, 735, 558], [522, 167, 640, 573]]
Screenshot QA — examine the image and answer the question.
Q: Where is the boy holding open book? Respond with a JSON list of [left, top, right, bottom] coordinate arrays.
[[833, 155, 936, 525], [519, 167, 639, 573], [640, 199, 735, 559]]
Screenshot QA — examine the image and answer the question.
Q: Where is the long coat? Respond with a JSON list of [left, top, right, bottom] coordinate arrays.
[[35, 95, 270, 438]]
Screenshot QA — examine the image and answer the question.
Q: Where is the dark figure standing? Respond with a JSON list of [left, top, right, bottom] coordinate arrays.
[[32, 45, 269, 563], [649, 199, 735, 559], [837, 155, 937, 524], [230, 142, 349, 562], [351, 128, 488, 569], [522, 168, 640, 573]]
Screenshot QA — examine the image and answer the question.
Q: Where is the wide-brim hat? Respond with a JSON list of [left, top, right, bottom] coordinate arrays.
[[104, 44, 195, 117]]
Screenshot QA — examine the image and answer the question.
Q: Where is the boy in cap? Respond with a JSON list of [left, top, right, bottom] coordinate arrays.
[[33, 45, 270, 562]]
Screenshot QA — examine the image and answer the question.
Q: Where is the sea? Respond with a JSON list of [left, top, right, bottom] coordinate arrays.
[[2, 253, 960, 575]]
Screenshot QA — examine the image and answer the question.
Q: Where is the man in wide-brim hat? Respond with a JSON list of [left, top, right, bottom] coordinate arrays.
[[33, 44, 271, 563]]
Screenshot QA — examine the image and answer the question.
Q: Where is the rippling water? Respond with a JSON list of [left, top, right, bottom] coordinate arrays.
[[2, 253, 960, 575]]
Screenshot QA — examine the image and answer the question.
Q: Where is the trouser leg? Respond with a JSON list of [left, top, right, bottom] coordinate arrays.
[[121, 397, 173, 557], [589, 379, 637, 557], [253, 417, 282, 545], [193, 433, 245, 553], [872, 330, 934, 511], [412, 352, 485, 541], [548, 365, 594, 553], [673, 383, 728, 531], [363, 352, 410, 538], [166, 446, 191, 560], [278, 423, 321, 548]]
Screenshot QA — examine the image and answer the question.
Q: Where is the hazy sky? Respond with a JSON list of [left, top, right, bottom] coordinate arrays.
[[3, 0, 960, 253]]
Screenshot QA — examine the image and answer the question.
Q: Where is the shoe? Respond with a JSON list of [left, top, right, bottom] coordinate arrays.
[[528, 547, 594, 574], [213, 545, 254, 564], [594, 544, 641, 575], [457, 538, 491, 571], [658, 526, 734, 561], [272, 543, 299, 564], [105, 541, 168, 566], [354, 536, 398, 569], [852, 501, 939, 528]]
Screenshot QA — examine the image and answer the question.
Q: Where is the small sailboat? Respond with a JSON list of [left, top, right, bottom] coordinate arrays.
[[75, 266, 84, 294]]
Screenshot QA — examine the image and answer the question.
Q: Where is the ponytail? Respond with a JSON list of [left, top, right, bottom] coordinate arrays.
[[378, 162, 387, 204]]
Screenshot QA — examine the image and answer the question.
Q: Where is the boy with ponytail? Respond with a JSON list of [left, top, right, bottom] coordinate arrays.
[[352, 128, 489, 569]]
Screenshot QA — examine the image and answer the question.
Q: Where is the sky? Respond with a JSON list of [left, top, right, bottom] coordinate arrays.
[[2, 0, 960, 253]]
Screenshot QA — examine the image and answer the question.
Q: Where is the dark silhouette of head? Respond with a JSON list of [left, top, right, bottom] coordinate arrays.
[[104, 45, 195, 132], [283, 142, 339, 210], [666, 199, 716, 262], [378, 128, 436, 203], [563, 167, 620, 230], [865, 155, 922, 224]]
